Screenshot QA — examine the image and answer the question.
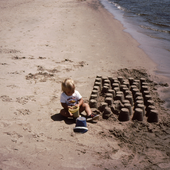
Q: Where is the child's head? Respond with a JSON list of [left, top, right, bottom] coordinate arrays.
[[62, 78, 75, 96]]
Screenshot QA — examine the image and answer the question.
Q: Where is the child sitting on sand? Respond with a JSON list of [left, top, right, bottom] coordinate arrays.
[[60, 78, 99, 121]]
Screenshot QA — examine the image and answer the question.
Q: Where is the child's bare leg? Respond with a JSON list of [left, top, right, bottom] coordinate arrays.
[[80, 102, 99, 121], [60, 109, 71, 118], [79, 103, 92, 116]]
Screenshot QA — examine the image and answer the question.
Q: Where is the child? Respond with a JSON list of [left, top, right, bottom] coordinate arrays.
[[60, 78, 99, 121]]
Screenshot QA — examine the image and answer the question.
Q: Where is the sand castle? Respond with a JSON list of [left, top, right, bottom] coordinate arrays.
[[89, 75, 158, 123]]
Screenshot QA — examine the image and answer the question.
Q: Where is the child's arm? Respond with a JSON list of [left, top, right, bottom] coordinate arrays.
[[61, 103, 70, 109], [76, 98, 83, 107], [61, 103, 73, 116]]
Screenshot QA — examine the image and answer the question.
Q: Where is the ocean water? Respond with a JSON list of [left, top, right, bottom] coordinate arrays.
[[100, 0, 170, 78], [110, 0, 170, 34]]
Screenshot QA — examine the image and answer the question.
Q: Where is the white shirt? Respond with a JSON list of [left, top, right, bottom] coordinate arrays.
[[60, 90, 82, 106]]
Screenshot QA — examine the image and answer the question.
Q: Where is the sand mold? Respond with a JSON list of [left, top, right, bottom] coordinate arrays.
[[87, 69, 170, 169]]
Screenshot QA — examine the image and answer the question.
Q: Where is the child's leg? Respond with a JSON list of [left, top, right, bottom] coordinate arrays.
[[79, 102, 99, 121], [60, 108, 71, 118], [79, 103, 92, 116]]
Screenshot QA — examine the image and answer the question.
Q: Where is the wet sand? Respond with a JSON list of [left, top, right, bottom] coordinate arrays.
[[0, 0, 170, 169]]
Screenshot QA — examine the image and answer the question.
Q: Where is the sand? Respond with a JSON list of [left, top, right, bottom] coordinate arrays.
[[0, 0, 170, 169]]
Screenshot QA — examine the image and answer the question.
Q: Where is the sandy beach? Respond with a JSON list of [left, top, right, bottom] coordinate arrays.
[[0, 0, 170, 169]]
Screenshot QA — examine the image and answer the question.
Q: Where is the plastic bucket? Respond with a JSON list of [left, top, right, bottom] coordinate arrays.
[[69, 106, 79, 118]]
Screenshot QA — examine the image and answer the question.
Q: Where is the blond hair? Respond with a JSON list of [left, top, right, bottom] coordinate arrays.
[[61, 78, 75, 92]]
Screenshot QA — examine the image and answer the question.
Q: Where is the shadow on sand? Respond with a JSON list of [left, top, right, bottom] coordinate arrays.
[[51, 113, 76, 125], [51, 113, 98, 125]]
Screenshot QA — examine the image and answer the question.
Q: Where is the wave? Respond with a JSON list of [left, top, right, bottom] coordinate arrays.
[[140, 25, 170, 34], [149, 21, 170, 29], [110, 2, 126, 11], [108, 0, 170, 34], [136, 13, 149, 17]]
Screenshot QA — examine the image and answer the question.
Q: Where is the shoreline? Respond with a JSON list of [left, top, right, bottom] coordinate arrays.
[[100, 0, 170, 79], [0, 0, 170, 169]]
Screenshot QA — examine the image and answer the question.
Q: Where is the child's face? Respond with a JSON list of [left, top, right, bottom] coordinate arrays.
[[65, 89, 74, 96]]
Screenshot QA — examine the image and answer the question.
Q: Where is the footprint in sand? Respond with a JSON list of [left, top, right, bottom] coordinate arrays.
[[3, 131, 23, 143], [12, 56, 26, 60], [37, 65, 45, 71], [32, 133, 45, 142], [0, 63, 8, 65], [38, 56, 46, 59], [22, 123, 32, 133], [0, 48, 20, 54], [7, 84, 19, 89], [26, 72, 55, 82], [37, 65, 60, 74], [0, 95, 12, 102], [8, 71, 20, 74], [0, 121, 10, 128], [14, 109, 31, 115], [16, 96, 36, 105], [8, 70, 25, 75], [2, 158, 23, 169]]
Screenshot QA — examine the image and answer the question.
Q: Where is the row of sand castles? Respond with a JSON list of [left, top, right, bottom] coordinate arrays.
[[89, 75, 158, 123]]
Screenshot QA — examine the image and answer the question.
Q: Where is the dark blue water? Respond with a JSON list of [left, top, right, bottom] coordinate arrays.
[[100, 0, 170, 78], [110, 0, 170, 35]]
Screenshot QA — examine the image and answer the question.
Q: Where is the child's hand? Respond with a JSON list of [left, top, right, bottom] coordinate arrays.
[[69, 113, 73, 117], [68, 106, 72, 109], [68, 106, 73, 117], [75, 104, 79, 108]]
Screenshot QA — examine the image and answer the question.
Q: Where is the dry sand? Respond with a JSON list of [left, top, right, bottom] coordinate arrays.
[[0, 0, 170, 169]]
